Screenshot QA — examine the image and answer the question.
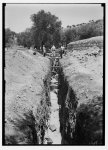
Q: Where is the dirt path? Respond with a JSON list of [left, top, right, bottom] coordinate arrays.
[[44, 76, 61, 144]]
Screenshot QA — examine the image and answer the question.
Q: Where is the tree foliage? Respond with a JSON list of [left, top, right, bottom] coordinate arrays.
[[5, 15, 103, 51], [60, 19, 103, 46], [5, 28, 16, 47], [17, 28, 32, 48], [31, 10, 62, 49]]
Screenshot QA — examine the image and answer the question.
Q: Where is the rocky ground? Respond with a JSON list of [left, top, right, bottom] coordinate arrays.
[[62, 36, 103, 103], [59, 36, 103, 144]]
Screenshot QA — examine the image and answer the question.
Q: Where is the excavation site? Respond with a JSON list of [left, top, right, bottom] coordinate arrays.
[[4, 36, 103, 145], [4, 4, 104, 145]]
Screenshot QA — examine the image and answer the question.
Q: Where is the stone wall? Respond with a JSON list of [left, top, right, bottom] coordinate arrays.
[[67, 36, 103, 50]]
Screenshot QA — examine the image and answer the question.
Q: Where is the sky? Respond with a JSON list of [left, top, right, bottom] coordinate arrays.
[[5, 3, 103, 33]]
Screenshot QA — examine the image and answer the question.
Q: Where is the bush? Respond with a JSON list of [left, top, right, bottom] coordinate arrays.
[[5, 28, 16, 48]]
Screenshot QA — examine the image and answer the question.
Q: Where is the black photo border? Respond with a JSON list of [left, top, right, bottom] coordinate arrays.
[[2, 3, 106, 146]]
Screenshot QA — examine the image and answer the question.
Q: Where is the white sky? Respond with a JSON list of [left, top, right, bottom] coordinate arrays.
[[5, 3, 103, 33]]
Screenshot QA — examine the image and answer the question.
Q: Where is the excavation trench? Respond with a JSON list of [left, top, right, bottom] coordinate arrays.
[[5, 54, 103, 145], [44, 57, 77, 145], [5, 53, 76, 145], [44, 57, 62, 144], [58, 67, 78, 144], [43, 56, 103, 145], [5, 46, 103, 145]]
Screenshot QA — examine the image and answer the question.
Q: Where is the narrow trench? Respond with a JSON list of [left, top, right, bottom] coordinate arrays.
[[44, 57, 62, 144], [42, 55, 79, 145], [42, 55, 103, 145], [43, 56, 78, 145]]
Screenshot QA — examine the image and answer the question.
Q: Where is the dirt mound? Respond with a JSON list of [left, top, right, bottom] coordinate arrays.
[[5, 48, 51, 144], [59, 36, 103, 144]]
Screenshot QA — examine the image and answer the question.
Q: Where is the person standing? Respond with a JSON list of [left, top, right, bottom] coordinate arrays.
[[51, 45, 56, 57], [43, 45, 46, 57], [60, 45, 65, 58], [61, 45, 65, 54]]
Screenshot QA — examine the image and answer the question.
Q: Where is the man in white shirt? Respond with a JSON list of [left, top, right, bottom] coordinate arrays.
[[61, 45, 65, 54], [51, 45, 56, 57]]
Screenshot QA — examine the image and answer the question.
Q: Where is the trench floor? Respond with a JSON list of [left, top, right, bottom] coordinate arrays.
[[44, 76, 61, 144]]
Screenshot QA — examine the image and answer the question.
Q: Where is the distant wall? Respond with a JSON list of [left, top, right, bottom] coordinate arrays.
[[67, 36, 103, 50]]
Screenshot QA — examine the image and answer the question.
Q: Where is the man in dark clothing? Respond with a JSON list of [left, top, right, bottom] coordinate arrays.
[[43, 45, 46, 57], [60, 48, 63, 58]]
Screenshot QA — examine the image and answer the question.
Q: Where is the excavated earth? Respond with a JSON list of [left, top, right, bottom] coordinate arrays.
[[58, 36, 103, 145], [5, 48, 51, 144]]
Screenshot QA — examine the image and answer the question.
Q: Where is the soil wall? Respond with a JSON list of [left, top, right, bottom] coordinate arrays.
[[5, 49, 51, 144], [58, 36, 103, 145]]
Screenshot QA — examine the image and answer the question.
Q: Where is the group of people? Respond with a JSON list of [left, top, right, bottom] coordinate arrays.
[[43, 44, 65, 58]]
